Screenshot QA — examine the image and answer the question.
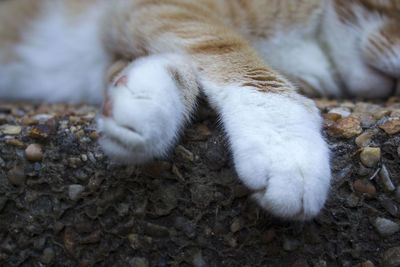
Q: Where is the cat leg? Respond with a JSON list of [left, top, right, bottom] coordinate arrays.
[[202, 80, 331, 220], [187, 33, 331, 220], [98, 54, 199, 164]]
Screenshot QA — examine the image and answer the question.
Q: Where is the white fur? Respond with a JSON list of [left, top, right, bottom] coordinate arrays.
[[98, 54, 189, 163], [321, 2, 395, 97], [253, 31, 341, 97], [202, 81, 331, 220], [0, 1, 109, 103]]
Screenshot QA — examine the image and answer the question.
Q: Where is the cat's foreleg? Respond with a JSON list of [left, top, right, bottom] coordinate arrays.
[[98, 54, 199, 164], [190, 41, 331, 220]]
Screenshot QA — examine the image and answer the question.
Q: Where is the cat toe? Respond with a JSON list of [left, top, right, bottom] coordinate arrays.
[[250, 167, 330, 220]]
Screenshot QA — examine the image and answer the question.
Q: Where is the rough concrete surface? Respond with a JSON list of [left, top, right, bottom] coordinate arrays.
[[1, 98, 400, 267]]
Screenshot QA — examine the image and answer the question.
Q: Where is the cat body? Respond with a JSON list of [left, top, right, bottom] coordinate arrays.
[[0, 0, 399, 220]]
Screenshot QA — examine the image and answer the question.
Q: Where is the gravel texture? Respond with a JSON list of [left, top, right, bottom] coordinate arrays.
[[1, 98, 400, 266]]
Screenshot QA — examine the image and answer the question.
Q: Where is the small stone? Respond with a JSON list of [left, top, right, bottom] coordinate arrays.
[[361, 261, 374, 267], [283, 237, 300, 251], [351, 112, 377, 128], [374, 108, 391, 120], [143, 161, 171, 178], [80, 231, 101, 244], [374, 217, 400, 236], [358, 163, 372, 176], [378, 196, 399, 217], [328, 107, 351, 118], [0, 157, 5, 168], [261, 229, 276, 243], [380, 164, 395, 192], [355, 129, 378, 148], [391, 109, 400, 117], [382, 247, 400, 267], [75, 129, 85, 137], [24, 144, 43, 162], [88, 176, 102, 192], [64, 227, 77, 257], [80, 259, 91, 267], [41, 247, 55, 264], [314, 99, 338, 110], [360, 147, 381, 168], [69, 116, 80, 123], [174, 217, 195, 238], [171, 164, 184, 181], [129, 257, 149, 267], [380, 118, 400, 135], [230, 218, 244, 233], [5, 139, 24, 147], [26, 191, 38, 203], [293, 259, 309, 267], [186, 124, 212, 141], [81, 154, 88, 162], [87, 152, 96, 163], [89, 131, 100, 141], [28, 124, 53, 139], [353, 179, 376, 198], [82, 112, 96, 121], [8, 167, 26, 186], [68, 184, 85, 201], [328, 117, 362, 138], [314, 260, 327, 267], [323, 113, 342, 121], [226, 235, 237, 248], [345, 193, 360, 208], [68, 157, 82, 168], [175, 145, 194, 161], [53, 221, 65, 234], [144, 223, 169, 237], [361, 261, 375, 267], [2, 125, 22, 135], [192, 251, 207, 267], [21, 118, 39, 126], [128, 234, 153, 250], [191, 184, 213, 208], [128, 234, 140, 250]]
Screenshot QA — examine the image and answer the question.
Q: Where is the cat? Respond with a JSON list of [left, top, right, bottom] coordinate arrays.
[[0, 0, 399, 220]]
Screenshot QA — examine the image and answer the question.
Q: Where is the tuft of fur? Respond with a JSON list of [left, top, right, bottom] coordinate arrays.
[[0, 0, 399, 220]]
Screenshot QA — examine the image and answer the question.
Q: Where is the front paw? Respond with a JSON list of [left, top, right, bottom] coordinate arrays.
[[217, 89, 331, 220], [97, 56, 187, 164], [234, 127, 331, 220]]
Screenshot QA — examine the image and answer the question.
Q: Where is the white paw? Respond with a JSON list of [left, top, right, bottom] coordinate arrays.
[[98, 56, 186, 164], [211, 87, 331, 220], [238, 135, 331, 220]]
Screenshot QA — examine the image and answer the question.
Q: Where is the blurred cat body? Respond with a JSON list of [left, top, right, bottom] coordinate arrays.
[[0, 0, 399, 220]]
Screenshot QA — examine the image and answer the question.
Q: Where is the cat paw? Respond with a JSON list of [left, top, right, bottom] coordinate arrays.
[[97, 56, 187, 164], [237, 133, 331, 220], [216, 89, 331, 220]]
